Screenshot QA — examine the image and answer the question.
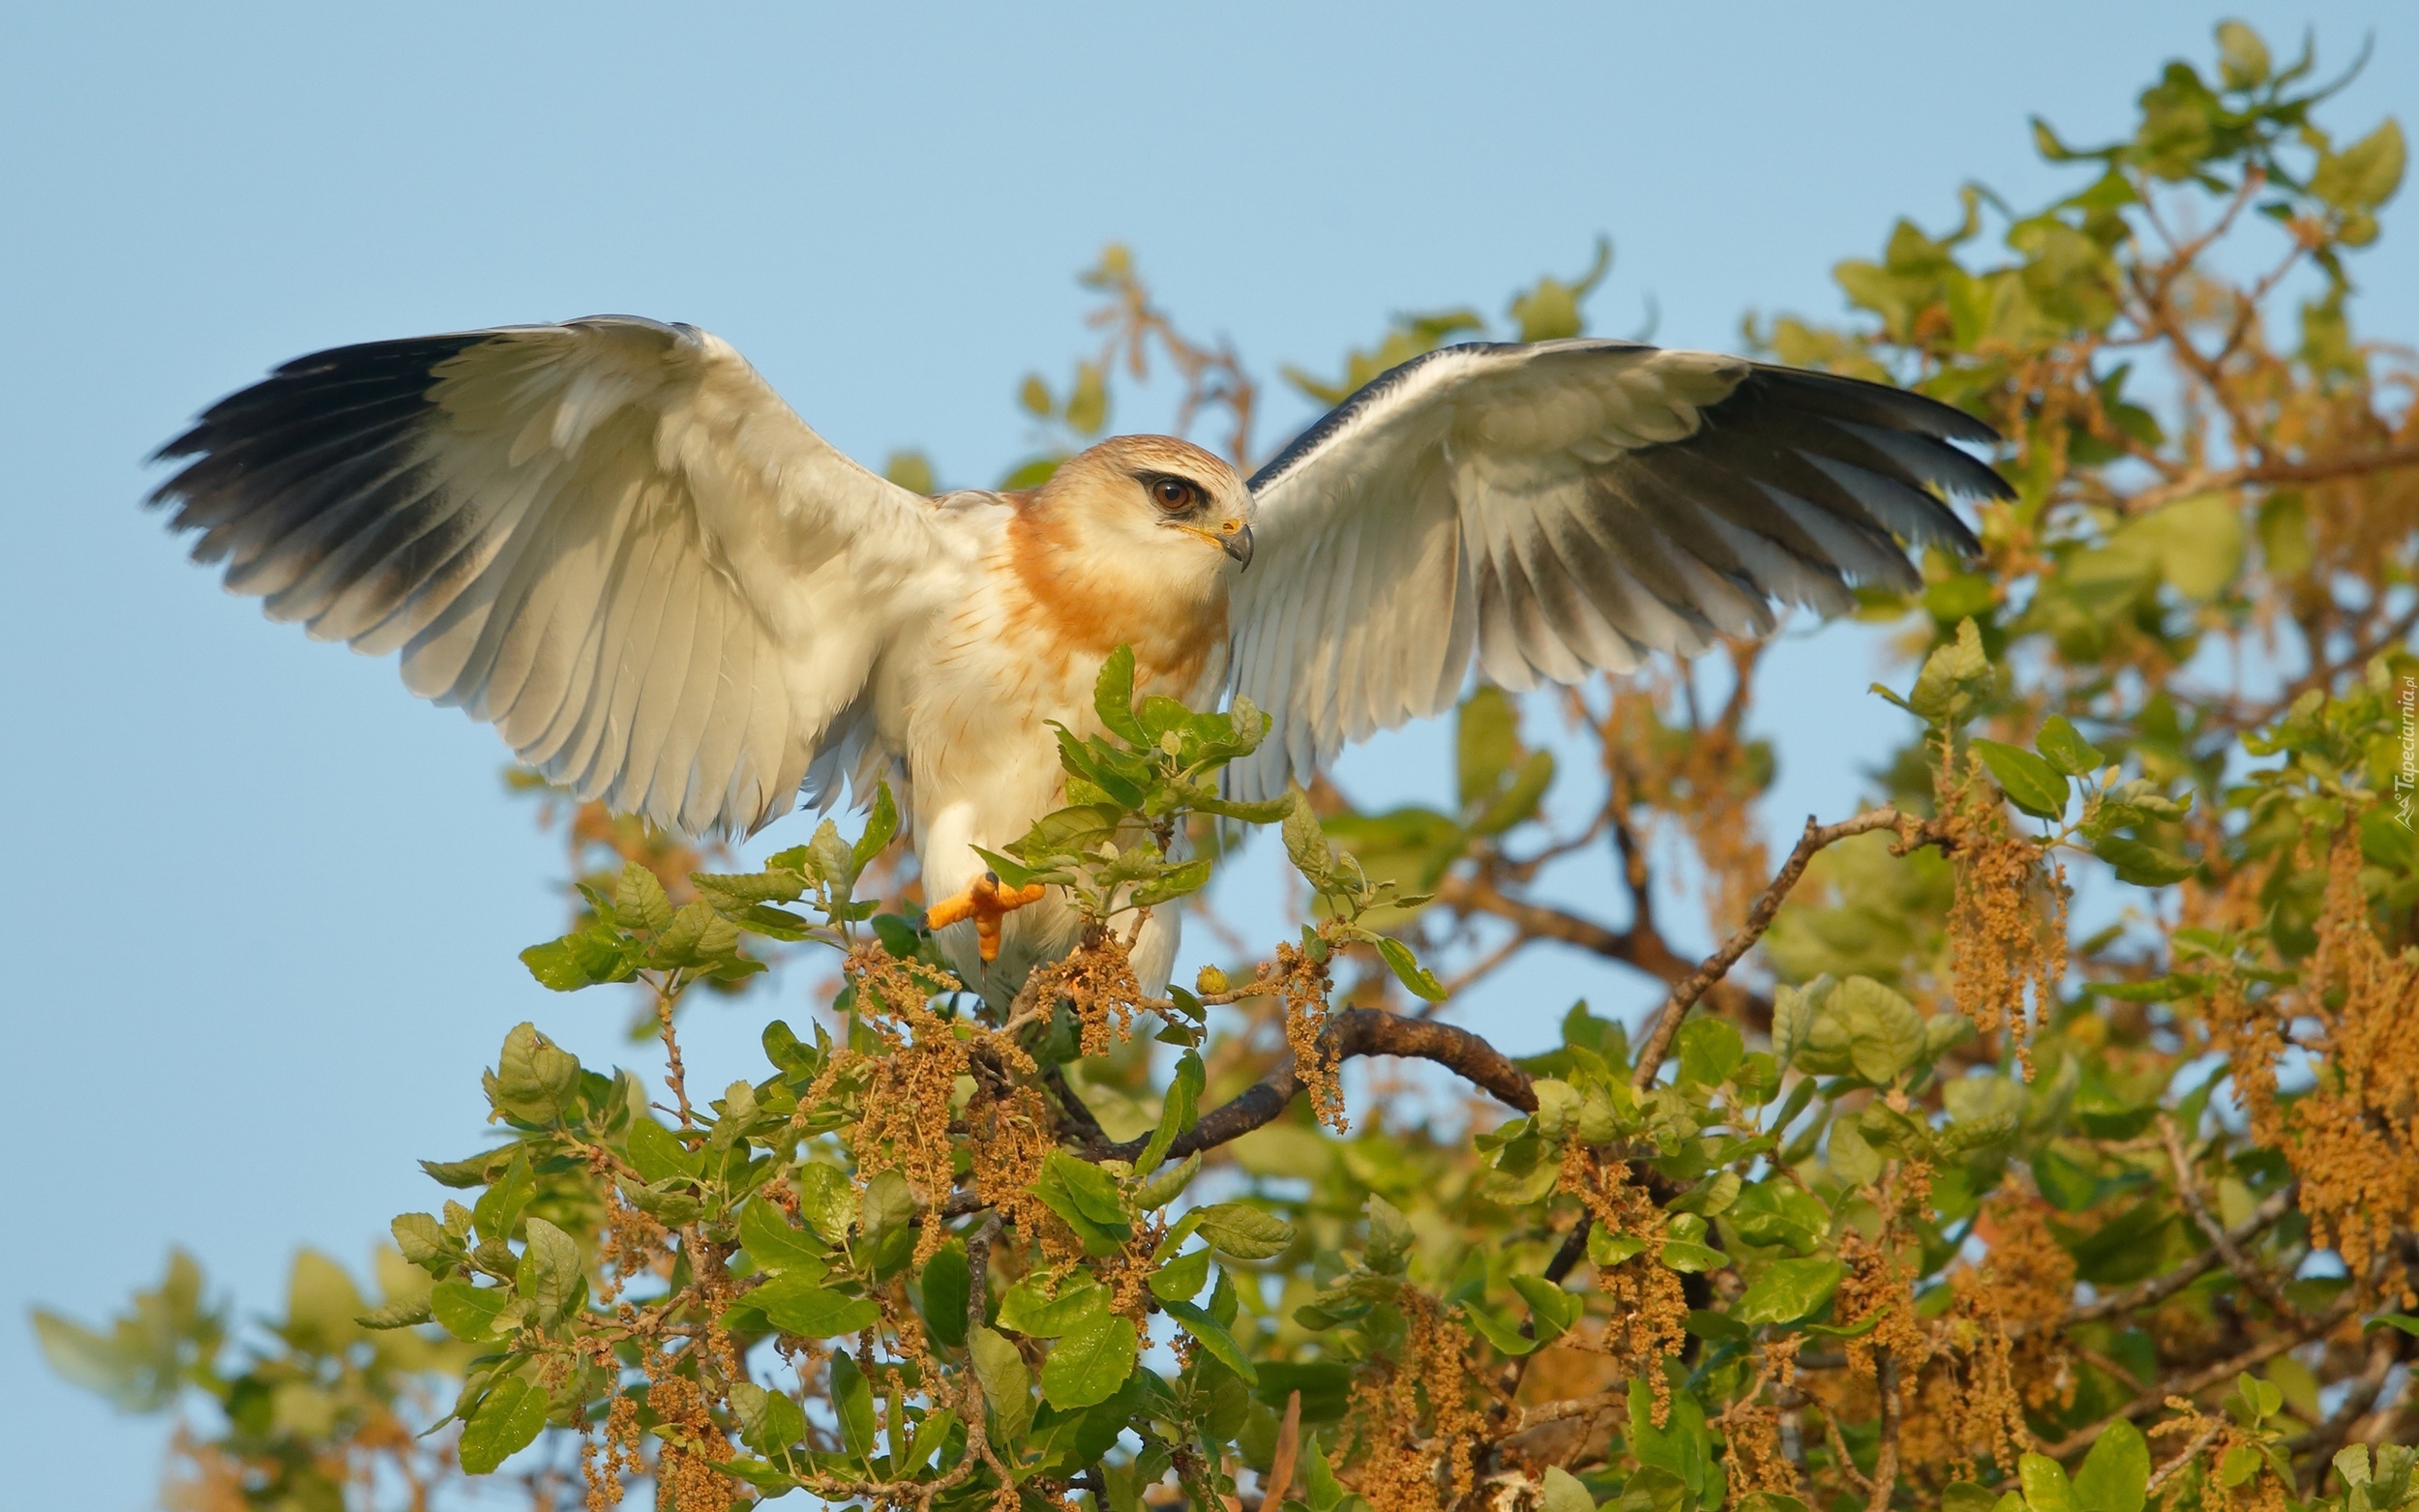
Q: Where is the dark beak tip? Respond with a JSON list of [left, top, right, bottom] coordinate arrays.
[[1224, 523, 1255, 569]]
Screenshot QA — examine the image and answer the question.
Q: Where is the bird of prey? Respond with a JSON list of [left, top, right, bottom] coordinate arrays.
[[152, 316, 2007, 1002]]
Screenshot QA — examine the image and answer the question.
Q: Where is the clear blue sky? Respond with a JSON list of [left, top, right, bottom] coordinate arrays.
[[4, 4, 2410, 1505]]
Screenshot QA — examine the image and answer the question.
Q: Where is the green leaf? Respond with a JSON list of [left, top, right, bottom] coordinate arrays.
[[488, 1023, 581, 1124], [1837, 975, 1927, 1084], [2035, 716, 2105, 777], [830, 1350, 877, 1461], [1132, 858, 1214, 908], [1733, 1259, 1846, 1326], [755, 1278, 881, 1339], [1161, 1298, 1259, 1384], [851, 783, 901, 875], [616, 862, 672, 932], [1627, 1378, 1712, 1500], [1975, 739, 2071, 819], [1195, 1202, 1295, 1260], [1730, 1180, 1831, 1254], [2219, 1444, 2262, 1488], [1457, 687, 1518, 809], [515, 1217, 582, 1323], [2020, 1452, 2081, 1512], [431, 1281, 512, 1343], [738, 1199, 827, 1276], [1036, 1152, 1132, 1235], [1457, 1298, 1539, 1355], [1907, 618, 1992, 726], [392, 1212, 448, 1267], [731, 1380, 808, 1458], [2365, 1313, 2419, 1336], [2215, 19, 2270, 87], [625, 1117, 698, 1184], [2075, 1419, 2150, 1512], [1149, 1247, 1213, 1304], [1281, 790, 1334, 887], [1093, 645, 1147, 746], [1376, 936, 1448, 1001], [355, 1297, 433, 1330], [1133, 1151, 1203, 1212], [1040, 1310, 1139, 1410], [795, 1163, 858, 1242], [1540, 1467, 1595, 1512], [1363, 1193, 1416, 1273], [998, 1272, 1110, 1338], [1676, 1017, 1745, 1088], [1508, 1275, 1582, 1339], [861, 1169, 916, 1250], [902, 1406, 957, 1473], [613, 1177, 701, 1227], [1469, 750, 1556, 836], [1589, 1225, 1647, 1268], [520, 929, 629, 991], [2092, 835, 2195, 886], [2312, 119, 2407, 212], [920, 1240, 970, 1349], [1658, 1239, 1726, 1273], [970, 1325, 1033, 1444], [459, 1376, 549, 1474]]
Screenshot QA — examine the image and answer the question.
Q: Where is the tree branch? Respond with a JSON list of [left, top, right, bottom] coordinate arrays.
[[2050, 1183, 2297, 1329], [2040, 1286, 2363, 1458], [2160, 1115, 2301, 1322], [1867, 1349, 1901, 1512], [2122, 439, 2419, 515], [1630, 809, 1914, 1090], [1101, 1009, 1536, 1163]]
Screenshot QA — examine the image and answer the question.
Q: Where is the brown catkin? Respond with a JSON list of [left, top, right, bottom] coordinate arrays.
[[2273, 833, 2419, 1287], [1556, 1147, 1688, 1421], [1343, 1293, 1484, 1512], [1941, 748, 2067, 1074], [1274, 940, 1345, 1131]]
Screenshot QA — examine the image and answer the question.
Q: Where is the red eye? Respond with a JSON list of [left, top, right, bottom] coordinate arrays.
[[1150, 477, 1196, 512]]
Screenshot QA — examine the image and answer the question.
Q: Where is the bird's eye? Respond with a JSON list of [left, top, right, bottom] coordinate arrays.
[[1150, 477, 1198, 513]]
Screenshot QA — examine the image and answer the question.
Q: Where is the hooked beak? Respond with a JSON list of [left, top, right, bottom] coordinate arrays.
[[1171, 517, 1256, 571], [1218, 519, 1254, 570]]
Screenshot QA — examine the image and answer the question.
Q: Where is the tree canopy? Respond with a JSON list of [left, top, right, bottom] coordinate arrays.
[[37, 21, 2419, 1512]]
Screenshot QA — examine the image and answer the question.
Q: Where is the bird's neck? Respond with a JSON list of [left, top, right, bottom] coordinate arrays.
[[1000, 499, 1228, 702]]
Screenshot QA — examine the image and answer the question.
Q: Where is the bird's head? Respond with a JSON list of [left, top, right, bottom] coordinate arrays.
[[1031, 435, 1255, 576]]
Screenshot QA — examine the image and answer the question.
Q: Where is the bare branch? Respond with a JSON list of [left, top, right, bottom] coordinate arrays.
[[1867, 1349, 1901, 1512], [2053, 1182, 2297, 1328], [2040, 1285, 2364, 1458], [1631, 808, 1916, 1090], [2160, 1114, 2301, 1321], [1101, 1009, 1536, 1163]]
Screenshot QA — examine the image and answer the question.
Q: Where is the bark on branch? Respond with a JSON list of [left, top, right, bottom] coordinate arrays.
[[1630, 808, 1916, 1089], [1101, 1009, 1537, 1164]]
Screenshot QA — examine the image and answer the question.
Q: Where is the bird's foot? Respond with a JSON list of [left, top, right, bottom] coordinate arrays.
[[926, 872, 1049, 963]]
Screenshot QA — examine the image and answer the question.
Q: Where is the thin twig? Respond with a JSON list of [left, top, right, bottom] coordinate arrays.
[[1867, 1349, 1900, 1512], [653, 975, 694, 1126], [2041, 1287, 2364, 1458], [2052, 1183, 2297, 1328], [2146, 1417, 2226, 1496], [1100, 1009, 1537, 1163], [2159, 1115, 2300, 1321], [1631, 809, 1914, 1090]]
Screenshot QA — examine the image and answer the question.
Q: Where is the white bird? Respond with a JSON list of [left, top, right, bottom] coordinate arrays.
[[152, 317, 2006, 1001]]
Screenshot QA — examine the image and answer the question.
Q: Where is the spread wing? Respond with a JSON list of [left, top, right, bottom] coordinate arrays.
[[1225, 340, 2009, 799], [152, 315, 971, 836]]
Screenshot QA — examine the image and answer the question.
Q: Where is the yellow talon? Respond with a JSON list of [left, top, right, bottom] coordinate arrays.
[[926, 872, 1049, 963]]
